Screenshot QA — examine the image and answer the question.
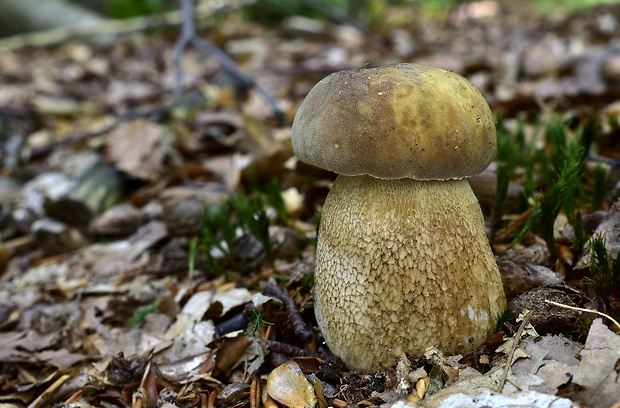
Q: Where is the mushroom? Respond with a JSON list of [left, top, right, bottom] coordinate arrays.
[[291, 63, 507, 372]]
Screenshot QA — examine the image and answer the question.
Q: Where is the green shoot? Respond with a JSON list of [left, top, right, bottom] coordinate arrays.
[[244, 172, 288, 224], [607, 114, 620, 130], [313, 207, 322, 248], [538, 143, 583, 262], [188, 237, 198, 279], [274, 273, 291, 283], [569, 211, 587, 251], [491, 118, 526, 236], [301, 271, 315, 292], [191, 177, 291, 274], [578, 116, 598, 165], [128, 299, 161, 328], [544, 117, 568, 174], [245, 309, 274, 336], [522, 152, 536, 206], [592, 164, 607, 210], [571, 317, 593, 342], [586, 234, 620, 302], [427, 364, 443, 395], [200, 203, 238, 272], [262, 178, 288, 224], [496, 309, 512, 333], [511, 142, 584, 262]]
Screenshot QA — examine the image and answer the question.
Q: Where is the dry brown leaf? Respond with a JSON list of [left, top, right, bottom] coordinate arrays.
[[267, 360, 317, 408], [105, 119, 167, 181], [571, 319, 620, 407]]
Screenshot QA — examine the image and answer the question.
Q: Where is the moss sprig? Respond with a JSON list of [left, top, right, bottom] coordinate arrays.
[[191, 178, 291, 275]]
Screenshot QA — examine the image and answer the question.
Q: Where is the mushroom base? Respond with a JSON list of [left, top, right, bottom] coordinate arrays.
[[314, 175, 506, 372]]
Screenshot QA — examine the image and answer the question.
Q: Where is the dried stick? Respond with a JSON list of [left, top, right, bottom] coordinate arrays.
[[27, 374, 70, 408], [545, 299, 620, 331], [259, 282, 313, 344], [173, 0, 286, 127], [497, 309, 532, 393], [30, 120, 118, 158], [267, 340, 321, 358], [0, 0, 255, 52]]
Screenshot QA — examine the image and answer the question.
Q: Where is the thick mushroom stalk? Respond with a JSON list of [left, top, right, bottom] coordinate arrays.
[[316, 175, 505, 371], [291, 63, 507, 371]]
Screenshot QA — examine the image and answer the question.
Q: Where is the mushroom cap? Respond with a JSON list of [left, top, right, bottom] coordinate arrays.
[[291, 63, 496, 180]]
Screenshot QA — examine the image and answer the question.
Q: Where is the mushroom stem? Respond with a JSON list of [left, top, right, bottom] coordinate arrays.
[[315, 175, 506, 371]]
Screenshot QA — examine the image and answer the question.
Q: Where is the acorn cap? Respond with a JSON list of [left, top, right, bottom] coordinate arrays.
[[291, 63, 496, 180]]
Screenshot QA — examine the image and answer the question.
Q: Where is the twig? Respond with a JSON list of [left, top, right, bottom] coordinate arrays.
[[29, 102, 176, 158], [29, 120, 119, 159], [27, 374, 71, 408], [544, 299, 620, 331], [259, 282, 314, 344], [497, 309, 532, 393], [266, 340, 321, 358], [0, 0, 255, 52], [173, 0, 286, 127], [172, 0, 194, 99]]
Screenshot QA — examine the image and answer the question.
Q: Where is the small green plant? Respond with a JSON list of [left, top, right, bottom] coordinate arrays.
[[496, 309, 512, 333], [128, 299, 161, 328], [313, 207, 322, 248], [586, 234, 620, 303], [191, 178, 289, 275], [511, 140, 584, 262], [607, 114, 620, 130], [571, 317, 593, 342], [106, 0, 173, 18], [198, 202, 238, 274], [273, 273, 291, 283], [426, 364, 443, 394], [188, 236, 199, 279], [505, 116, 605, 261], [491, 117, 528, 236], [301, 271, 315, 292], [591, 164, 607, 210], [570, 211, 587, 251], [245, 309, 274, 335]]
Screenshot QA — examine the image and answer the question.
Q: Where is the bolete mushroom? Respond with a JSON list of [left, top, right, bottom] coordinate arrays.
[[291, 63, 507, 372]]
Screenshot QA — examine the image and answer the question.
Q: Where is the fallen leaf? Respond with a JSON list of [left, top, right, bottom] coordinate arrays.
[[105, 119, 167, 181], [572, 319, 620, 407]]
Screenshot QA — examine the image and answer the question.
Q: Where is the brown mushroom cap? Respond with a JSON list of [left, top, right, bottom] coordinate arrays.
[[291, 63, 496, 180]]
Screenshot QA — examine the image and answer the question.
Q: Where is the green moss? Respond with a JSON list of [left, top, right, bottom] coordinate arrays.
[[191, 178, 291, 275]]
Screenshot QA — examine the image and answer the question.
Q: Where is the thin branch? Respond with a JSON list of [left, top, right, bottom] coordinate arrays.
[[29, 121, 118, 159], [544, 299, 620, 331], [259, 282, 313, 344], [267, 340, 321, 358], [173, 0, 286, 127], [498, 309, 532, 393], [172, 0, 194, 99], [0, 0, 255, 53], [28, 103, 174, 158], [27, 374, 70, 408]]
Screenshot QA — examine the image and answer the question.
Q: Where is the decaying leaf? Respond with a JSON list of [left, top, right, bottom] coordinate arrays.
[[105, 119, 168, 181], [391, 386, 579, 408], [571, 319, 620, 407], [267, 360, 317, 408]]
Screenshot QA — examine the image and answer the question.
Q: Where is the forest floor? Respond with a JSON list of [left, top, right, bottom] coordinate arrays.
[[1, 1, 620, 407]]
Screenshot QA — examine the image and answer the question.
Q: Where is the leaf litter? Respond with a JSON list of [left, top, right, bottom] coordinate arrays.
[[1, 1, 620, 407]]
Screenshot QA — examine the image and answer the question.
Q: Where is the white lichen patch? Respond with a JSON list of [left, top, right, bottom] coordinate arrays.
[[468, 305, 477, 321]]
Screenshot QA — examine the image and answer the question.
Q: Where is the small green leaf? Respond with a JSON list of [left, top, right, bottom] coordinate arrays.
[[128, 299, 161, 328]]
